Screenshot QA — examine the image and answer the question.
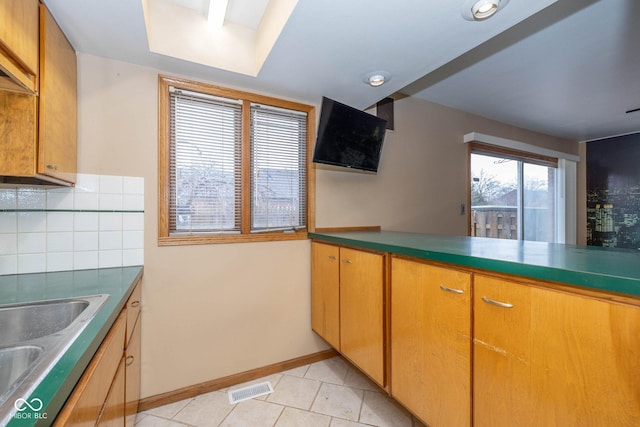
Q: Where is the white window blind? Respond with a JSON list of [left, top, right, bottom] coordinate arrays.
[[169, 87, 242, 235], [250, 103, 307, 232]]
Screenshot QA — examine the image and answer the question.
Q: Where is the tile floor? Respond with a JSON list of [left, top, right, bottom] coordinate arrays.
[[136, 356, 427, 427]]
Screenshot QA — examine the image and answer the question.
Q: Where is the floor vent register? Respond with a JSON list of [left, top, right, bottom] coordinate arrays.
[[228, 381, 274, 404]]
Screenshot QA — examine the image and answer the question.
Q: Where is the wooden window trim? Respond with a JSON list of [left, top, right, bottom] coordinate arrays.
[[158, 75, 316, 245]]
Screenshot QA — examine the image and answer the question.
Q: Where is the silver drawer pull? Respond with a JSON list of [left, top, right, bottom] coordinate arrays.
[[440, 285, 464, 294], [482, 296, 514, 308], [341, 259, 352, 264], [328, 255, 336, 260]]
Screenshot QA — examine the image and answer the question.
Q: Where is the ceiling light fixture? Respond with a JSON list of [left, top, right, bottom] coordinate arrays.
[[208, 0, 229, 27], [369, 75, 385, 87], [461, 0, 509, 21], [364, 71, 390, 87], [472, 0, 499, 19]]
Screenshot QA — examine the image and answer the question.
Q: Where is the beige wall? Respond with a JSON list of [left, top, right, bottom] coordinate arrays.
[[77, 53, 579, 399], [77, 54, 327, 398]]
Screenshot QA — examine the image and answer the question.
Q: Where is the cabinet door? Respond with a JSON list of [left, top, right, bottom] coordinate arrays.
[[475, 275, 640, 426], [311, 242, 340, 349], [391, 258, 471, 427], [340, 247, 384, 386], [0, 90, 37, 176], [97, 358, 126, 427], [54, 313, 126, 426], [38, 4, 77, 183], [125, 315, 141, 427], [473, 275, 533, 427], [0, 0, 39, 91]]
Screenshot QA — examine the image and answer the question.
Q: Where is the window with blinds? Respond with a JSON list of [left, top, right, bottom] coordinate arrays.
[[250, 104, 307, 232], [169, 88, 242, 235], [159, 76, 313, 244]]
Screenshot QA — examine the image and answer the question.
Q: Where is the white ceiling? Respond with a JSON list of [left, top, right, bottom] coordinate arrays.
[[43, 0, 640, 142]]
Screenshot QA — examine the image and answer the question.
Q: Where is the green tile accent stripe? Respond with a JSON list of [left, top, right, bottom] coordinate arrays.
[[309, 231, 640, 298]]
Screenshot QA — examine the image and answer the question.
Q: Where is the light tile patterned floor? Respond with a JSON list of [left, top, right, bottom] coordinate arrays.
[[136, 356, 427, 427]]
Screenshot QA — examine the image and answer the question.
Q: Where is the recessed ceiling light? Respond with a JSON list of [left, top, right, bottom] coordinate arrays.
[[461, 0, 509, 21], [364, 71, 391, 87], [472, 0, 498, 19], [369, 75, 385, 87]]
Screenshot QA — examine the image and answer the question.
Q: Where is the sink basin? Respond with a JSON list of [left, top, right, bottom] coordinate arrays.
[[0, 294, 109, 425], [0, 300, 90, 345], [0, 346, 43, 395]]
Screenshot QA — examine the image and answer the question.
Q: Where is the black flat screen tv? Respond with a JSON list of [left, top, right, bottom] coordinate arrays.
[[312, 97, 387, 173]]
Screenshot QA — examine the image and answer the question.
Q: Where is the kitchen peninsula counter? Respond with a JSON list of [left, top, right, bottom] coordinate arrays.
[[309, 230, 640, 299]]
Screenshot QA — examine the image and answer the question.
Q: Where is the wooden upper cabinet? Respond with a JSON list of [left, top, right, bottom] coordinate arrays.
[[38, 3, 77, 183], [339, 247, 385, 386], [391, 258, 472, 427], [311, 242, 341, 349], [0, 0, 39, 92], [474, 274, 640, 427]]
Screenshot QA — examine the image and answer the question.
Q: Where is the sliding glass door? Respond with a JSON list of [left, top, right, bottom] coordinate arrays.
[[471, 152, 556, 243]]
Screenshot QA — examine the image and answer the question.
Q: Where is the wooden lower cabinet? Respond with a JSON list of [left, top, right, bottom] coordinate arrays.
[[310, 241, 385, 387], [474, 274, 640, 427], [391, 257, 471, 427], [125, 312, 141, 427], [340, 247, 385, 387], [55, 281, 142, 426], [311, 242, 340, 349], [54, 313, 126, 426], [98, 359, 126, 427]]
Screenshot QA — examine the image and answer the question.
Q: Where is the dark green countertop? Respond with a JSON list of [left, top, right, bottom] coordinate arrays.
[[0, 266, 143, 427], [309, 231, 640, 298]]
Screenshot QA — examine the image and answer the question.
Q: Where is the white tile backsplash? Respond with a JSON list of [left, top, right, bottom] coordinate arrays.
[[74, 192, 99, 210], [0, 173, 144, 275], [47, 212, 74, 232], [0, 255, 18, 275], [17, 188, 46, 209], [47, 232, 74, 252], [47, 189, 74, 209], [99, 175, 123, 194], [74, 231, 99, 251], [18, 212, 46, 233], [18, 233, 46, 254], [18, 254, 46, 274], [0, 235, 17, 256], [74, 212, 99, 231], [99, 231, 122, 251], [0, 213, 17, 233], [99, 194, 123, 211], [0, 189, 17, 209]]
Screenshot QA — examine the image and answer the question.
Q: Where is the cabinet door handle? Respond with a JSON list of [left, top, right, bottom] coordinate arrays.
[[341, 259, 352, 264], [440, 285, 464, 294], [126, 355, 135, 366], [130, 300, 140, 308], [328, 256, 336, 260], [46, 164, 59, 171], [481, 296, 514, 308]]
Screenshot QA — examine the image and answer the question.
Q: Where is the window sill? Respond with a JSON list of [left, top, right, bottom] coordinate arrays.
[[158, 231, 309, 246]]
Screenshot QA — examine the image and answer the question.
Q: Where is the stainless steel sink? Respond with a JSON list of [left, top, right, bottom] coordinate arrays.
[[0, 299, 90, 345], [0, 346, 43, 395], [0, 294, 109, 425]]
